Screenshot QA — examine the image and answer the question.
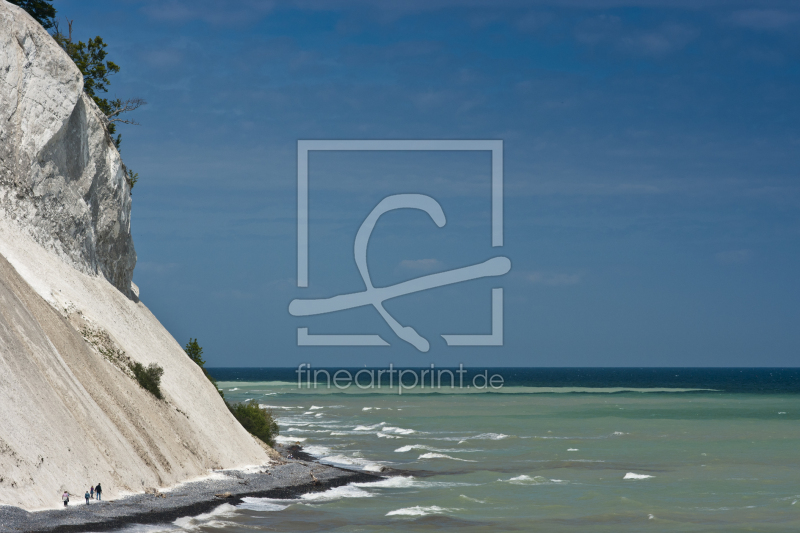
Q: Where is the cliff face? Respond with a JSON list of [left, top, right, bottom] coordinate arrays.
[[0, 1, 135, 294], [0, 2, 271, 510]]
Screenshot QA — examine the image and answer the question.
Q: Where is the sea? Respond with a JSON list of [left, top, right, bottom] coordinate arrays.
[[126, 368, 800, 532]]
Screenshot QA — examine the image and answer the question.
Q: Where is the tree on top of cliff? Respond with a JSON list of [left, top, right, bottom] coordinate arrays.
[[185, 338, 206, 367], [185, 338, 225, 398], [15, 0, 145, 192], [52, 20, 147, 151], [8, 0, 56, 29]]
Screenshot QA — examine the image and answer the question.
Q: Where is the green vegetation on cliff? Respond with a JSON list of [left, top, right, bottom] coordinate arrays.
[[8, 0, 55, 28], [228, 401, 280, 447], [130, 362, 164, 400], [184, 338, 279, 446], [12, 0, 144, 188], [184, 338, 224, 398]]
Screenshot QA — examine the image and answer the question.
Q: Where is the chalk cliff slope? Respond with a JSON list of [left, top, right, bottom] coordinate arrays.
[[0, 1, 270, 510]]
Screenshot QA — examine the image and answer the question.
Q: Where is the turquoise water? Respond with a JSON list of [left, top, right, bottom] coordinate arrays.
[[138, 371, 800, 532]]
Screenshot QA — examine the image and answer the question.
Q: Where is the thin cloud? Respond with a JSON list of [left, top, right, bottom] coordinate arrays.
[[576, 16, 697, 56], [728, 9, 800, 30]]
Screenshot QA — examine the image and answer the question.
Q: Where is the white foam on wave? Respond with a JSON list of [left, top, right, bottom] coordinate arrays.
[[362, 407, 373, 411], [475, 432, 509, 440], [319, 454, 386, 472], [395, 444, 478, 453], [440, 432, 510, 442], [623, 472, 654, 480], [382, 426, 415, 435], [459, 494, 486, 503], [173, 503, 237, 529], [275, 435, 306, 444], [377, 433, 402, 439], [418, 452, 476, 462], [237, 497, 290, 512], [567, 448, 579, 451], [302, 445, 332, 457], [354, 422, 386, 431], [279, 420, 310, 427], [310, 405, 324, 410], [234, 484, 374, 509], [501, 475, 562, 485], [259, 405, 303, 410], [354, 476, 478, 490], [228, 388, 240, 391], [386, 505, 462, 517], [301, 484, 373, 502], [355, 476, 417, 489]]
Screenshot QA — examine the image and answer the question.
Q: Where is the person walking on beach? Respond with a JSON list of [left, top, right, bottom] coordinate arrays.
[[62, 491, 69, 507], [95, 483, 102, 501], [90, 485, 94, 499], [85, 490, 90, 505]]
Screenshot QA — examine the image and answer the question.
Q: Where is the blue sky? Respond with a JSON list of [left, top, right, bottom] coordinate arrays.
[[57, 0, 799, 366]]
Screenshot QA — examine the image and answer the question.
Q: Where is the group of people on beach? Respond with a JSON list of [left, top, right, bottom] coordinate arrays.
[[61, 483, 102, 507]]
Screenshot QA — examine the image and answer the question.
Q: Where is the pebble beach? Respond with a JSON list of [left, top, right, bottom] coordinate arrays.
[[0, 447, 381, 533]]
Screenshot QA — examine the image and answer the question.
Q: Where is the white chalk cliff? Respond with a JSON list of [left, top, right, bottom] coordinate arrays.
[[0, 1, 271, 510]]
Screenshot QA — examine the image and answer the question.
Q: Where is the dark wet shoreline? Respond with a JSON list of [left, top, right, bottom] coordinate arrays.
[[0, 447, 383, 533]]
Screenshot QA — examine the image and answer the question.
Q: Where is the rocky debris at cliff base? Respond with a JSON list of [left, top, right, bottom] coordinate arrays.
[[0, 462, 381, 533], [275, 443, 316, 462]]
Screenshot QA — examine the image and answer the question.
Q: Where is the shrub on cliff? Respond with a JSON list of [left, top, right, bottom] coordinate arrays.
[[130, 362, 164, 400], [227, 401, 279, 447]]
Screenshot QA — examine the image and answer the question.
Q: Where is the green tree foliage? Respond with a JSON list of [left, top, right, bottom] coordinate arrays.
[[183, 339, 280, 445], [52, 20, 145, 161], [228, 401, 279, 446], [8, 0, 56, 29], [13, 2, 144, 163], [53, 27, 120, 136], [129, 362, 164, 400], [184, 338, 224, 398], [126, 169, 139, 192]]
